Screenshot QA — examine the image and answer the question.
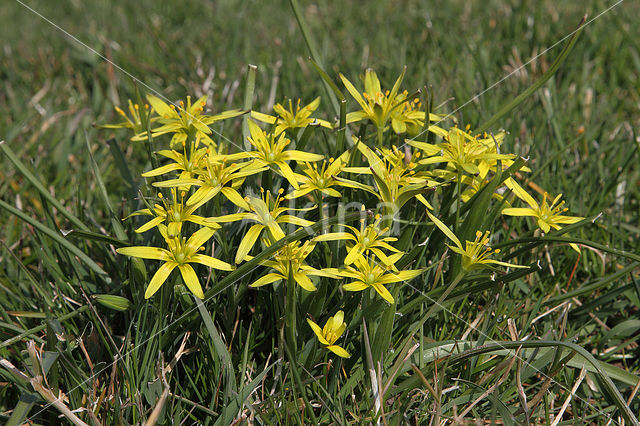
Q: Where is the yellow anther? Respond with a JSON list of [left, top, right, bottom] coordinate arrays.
[[158, 193, 163, 198]]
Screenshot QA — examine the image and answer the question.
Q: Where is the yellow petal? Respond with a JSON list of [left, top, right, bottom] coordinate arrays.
[[146, 94, 174, 117], [343, 281, 368, 291], [190, 254, 234, 271], [327, 345, 350, 358], [502, 207, 536, 217], [250, 110, 277, 124], [293, 273, 317, 292], [371, 282, 395, 304], [186, 227, 216, 253], [276, 161, 300, 189], [135, 216, 166, 233], [313, 232, 353, 242], [340, 73, 367, 110], [250, 272, 283, 287], [145, 262, 177, 298], [281, 150, 324, 162], [426, 211, 462, 249], [220, 187, 251, 210], [307, 318, 330, 345], [236, 224, 264, 264], [178, 264, 204, 299], [117, 246, 170, 261]]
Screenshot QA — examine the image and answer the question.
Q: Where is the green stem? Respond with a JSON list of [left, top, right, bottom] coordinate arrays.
[[286, 262, 297, 353], [377, 126, 384, 148], [288, 0, 339, 115], [455, 169, 462, 232], [284, 339, 319, 425]]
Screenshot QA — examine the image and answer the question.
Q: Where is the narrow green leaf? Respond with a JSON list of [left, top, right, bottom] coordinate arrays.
[[243, 64, 258, 150], [6, 393, 38, 426], [1, 140, 89, 231], [0, 199, 107, 277], [195, 297, 237, 403]]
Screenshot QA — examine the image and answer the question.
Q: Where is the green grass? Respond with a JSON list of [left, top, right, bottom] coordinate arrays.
[[1, 0, 639, 424]]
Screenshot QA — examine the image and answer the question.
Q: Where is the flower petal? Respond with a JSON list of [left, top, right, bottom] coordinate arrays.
[[427, 211, 462, 249], [178, 264, 204, 299], [190, 254, 234, 271], [145, 262, 177, 298], [307, 319, 330, 345], [250, 273, 283, 288], [236, 224, 264, 264], [371, 282, 395, 304], [327, 345, 350, 358], [293, 273, 317, 291], [117, 246, 170, 261]]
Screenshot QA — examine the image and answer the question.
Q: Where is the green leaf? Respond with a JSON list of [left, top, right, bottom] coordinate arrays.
[[1, 141, 89, 231], [6, 393, 38, 426], [0, 199, 107, 277]]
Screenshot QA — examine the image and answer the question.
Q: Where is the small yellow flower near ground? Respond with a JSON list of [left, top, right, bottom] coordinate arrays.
[[132, 94, 244, 147], [285, 150, 370, 199], [154, 155, 265, 210], [224, 120, 323, 189], [427, 211, 528, 272], [141, 144, 208, 181], [117, 225, 233, 299], [251, 97, 332, 135], [325, 255, 423, 304], [409, 126, 514, 177], [97, 99, 155, 135], [127, 189, 219, 236], [314, 213, 403, 268], [502, 183, 584, 234], [344, 139, 437, 213], [207, 188, 315, 264], [307, 310, 350, 358], [249, 241, 339, 291]]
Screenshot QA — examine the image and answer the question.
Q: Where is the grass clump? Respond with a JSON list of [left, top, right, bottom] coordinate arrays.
[[1, 1, 639, 424]]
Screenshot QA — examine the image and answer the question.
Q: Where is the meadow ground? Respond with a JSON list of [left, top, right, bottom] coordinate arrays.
[[1, 0, 639, 424]]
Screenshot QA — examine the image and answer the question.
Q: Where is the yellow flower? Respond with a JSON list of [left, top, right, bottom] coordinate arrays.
[[153, 155, 265, 210], [117, 225, 233, 299], [427, 211, 527, 272], [250, 97, 332, 135], [285, 150, 372, 199], [97, 99, 155, 135], [313, 213, 403, 267], [141, 143, 208, 181], [389, 90, 428, 135], [132, 94, 244, 147], [249, 241, 338, 291], [307, 310, 350, 358], [344, 139, 437, 214], [502, 183, 583, 252], [226, 120, 323, 189], [341, 68, 440, 137], [409, 126, 514, 177], [207, 188, 315, 264], [326, 255, 423, 304], [128, 189, 220, 236]]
